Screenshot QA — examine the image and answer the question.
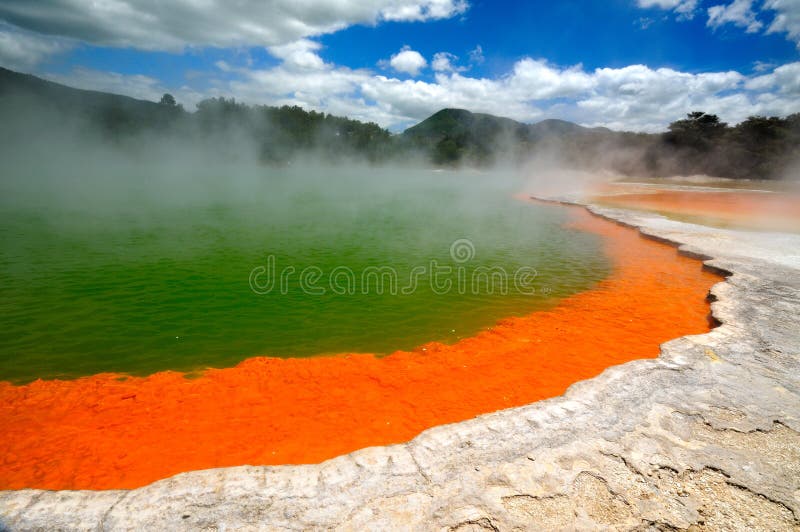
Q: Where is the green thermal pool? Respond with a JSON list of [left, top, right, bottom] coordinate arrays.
[[0, 165, 609, 383]]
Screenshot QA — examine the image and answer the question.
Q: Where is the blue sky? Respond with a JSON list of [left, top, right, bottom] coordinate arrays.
[[0, 0, 798, 131]]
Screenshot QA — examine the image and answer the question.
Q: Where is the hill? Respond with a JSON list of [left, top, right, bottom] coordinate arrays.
[[0, 66, 392, 162], [0, 66, 180, 132], [0, 67, 160, 112], [402, 108, 623, 166], [402, 107, 800, 179]]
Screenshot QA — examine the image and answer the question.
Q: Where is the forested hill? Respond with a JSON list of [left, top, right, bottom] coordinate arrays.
[[2, 66, 798, 178], [0, 66, 392, 163], [0, 66, 162, 113], [403, 108, 607, 146], [402, 107, 800, 179], [0, 66, 180, 132], [402, 108, 620, 166]]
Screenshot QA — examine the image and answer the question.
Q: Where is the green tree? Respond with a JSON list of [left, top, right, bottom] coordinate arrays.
[[159, 93, 177, 107], [666, 111, 728, 149]]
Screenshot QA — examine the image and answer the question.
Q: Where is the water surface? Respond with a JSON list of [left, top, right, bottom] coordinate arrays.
[[0, 164, 609, 382]]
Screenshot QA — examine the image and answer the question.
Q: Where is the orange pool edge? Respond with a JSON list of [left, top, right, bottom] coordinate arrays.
[[592, 187, 800, 232], [0, 203, 723, 491]]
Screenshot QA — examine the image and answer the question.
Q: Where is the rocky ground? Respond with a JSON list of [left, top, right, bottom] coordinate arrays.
[[2, 198, 799, 531]]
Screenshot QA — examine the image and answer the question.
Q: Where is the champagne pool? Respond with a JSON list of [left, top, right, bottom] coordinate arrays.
[[0, 165, 608, 384], [0, 164, 724, 490]]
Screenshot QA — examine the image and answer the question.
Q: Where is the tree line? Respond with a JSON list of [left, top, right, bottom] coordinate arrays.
[[644, 111, 800, 179], [51, 91, 800, 179], [2, 61, 796, 179], [92, 93, 394, 164]]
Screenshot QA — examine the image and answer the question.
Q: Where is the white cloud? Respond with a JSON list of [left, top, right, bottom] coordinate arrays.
[[636, 0, 698, 19], [29, 38, 800, 134], [432, 52, 461, 72], [763, 0, 800, 48], [267, 40, 326, 70], [387, 46, 428, 76], [215, 61, 234, 73], [0, 0, 469, 51], [707, 0, 763, 33], [0, 23, 70, 70], [380, 0, 469, 21], [359, 73, 543, 124], [753, 60, 777, 72], [5, 0, 796, 135], [234, 66, 365, 106], [468, 45, 485, 64], [745, 61, 800, 94], [639, 0, 799, 46], [213, 51, 800, 132], [638, 0, 677, 7], [637, 17, 656, 29], [508, 59, 594, 99], [578, 66, 748, 130]]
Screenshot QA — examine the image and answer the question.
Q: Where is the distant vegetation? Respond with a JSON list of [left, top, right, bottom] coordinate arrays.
[[0, 67, 393, 164], [192, 97, 392, 163], [1, 66, 798, 179], [405, 108, 800, 180], [654, 111, 800, 180]]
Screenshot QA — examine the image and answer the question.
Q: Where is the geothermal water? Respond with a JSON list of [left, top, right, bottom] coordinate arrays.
[[0, 164, 723, 490], [0, 166, 608, 383]]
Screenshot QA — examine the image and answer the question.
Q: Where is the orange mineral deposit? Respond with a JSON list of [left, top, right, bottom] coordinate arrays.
[[0, 205, 722, 490], [594, 188, 800, 232]]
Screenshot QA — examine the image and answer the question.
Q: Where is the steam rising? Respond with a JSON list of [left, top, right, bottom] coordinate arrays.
[[0, 86, 610, 232], [0, 92, 620, 383]]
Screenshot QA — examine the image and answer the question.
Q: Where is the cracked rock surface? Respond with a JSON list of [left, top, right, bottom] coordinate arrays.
[[2, 199, 799, 531]]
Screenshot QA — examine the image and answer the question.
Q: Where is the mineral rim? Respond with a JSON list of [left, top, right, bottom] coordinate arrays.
[[1, 197, 799, 531]]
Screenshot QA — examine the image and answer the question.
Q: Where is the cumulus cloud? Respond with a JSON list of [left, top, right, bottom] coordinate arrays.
[[267, 40, 326, 70], [0, 23, 69, 70], [387, 46, 428, 76], [745, 61, 800, 94], [707, 0, 763, 33], [636, 0, 698, 19], [380, 0, 469, 21], [763, 0, 800, 48], [432, 52, 462, 72], [36, 50, 800, 133], [209, 48, 800, 133], [753, 60, 777, 72], [0, 0, 469, 51], [578, 66, 747, 130], [359, 73, 543, 123], [508, 59, 594, 99], [10, 10, 795, 137]]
